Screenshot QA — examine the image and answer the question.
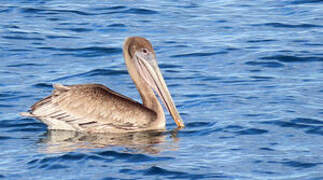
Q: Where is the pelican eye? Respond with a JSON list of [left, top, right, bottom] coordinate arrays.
[[138, 48, 154, 62], [142, 48, 148, 54]]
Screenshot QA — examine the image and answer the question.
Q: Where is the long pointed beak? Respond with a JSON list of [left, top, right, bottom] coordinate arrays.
[[135, 52, 184, 128]]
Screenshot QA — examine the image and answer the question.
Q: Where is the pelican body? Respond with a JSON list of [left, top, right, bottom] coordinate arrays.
[[21, 37, 184, 133]]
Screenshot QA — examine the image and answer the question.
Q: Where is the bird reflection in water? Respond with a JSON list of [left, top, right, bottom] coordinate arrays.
[[38, 129, 180, 154]]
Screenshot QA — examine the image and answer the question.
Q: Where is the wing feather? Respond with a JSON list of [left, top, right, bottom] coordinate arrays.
[[27, 84, 157, 133]]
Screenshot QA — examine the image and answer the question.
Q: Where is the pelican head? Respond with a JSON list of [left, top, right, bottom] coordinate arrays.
[[123, 37, 184, 128]]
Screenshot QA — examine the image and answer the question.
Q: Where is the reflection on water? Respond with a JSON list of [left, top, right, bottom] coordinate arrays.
[[38, 129, 180, 154]]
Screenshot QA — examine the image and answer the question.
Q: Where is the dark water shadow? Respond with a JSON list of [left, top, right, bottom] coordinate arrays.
[[38, 129, 180, 154]]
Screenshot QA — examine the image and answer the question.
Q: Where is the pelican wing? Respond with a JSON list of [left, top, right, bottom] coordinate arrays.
[[27, 84, 156, 133]]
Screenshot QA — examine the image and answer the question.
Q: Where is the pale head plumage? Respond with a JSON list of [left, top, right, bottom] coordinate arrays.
[[123, 37, 184, 128]]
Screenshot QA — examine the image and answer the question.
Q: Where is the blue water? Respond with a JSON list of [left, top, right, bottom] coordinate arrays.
[[1, 0, 323, 179]]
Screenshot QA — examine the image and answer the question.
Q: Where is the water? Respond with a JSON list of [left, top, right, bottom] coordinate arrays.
[[1, 0, 322, 179]]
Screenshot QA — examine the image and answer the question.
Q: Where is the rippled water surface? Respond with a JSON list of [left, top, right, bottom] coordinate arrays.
[[1, 0, 323, 179]]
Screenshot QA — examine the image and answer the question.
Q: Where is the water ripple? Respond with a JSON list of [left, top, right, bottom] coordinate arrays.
[[224, 126, 268, 136], [253, 23, 322, 28], [261, 55, 323, 63], [28, 153, 87, 169], [38, 46, 122, 57], [107, 23, 127, 28], [32, 83, 53, 89], [1, 119, 44, 132], [261, 118, 323, 136], [269, 160, 322, 169], [7, 63, 44, 67], [53, 68, 127, 81], [291, 118, 323, 125], [122, 8, 158, 15], [144, 166, 192, 176], [306, 127, 323, 136], [291, 0, 323, 4], [2, 35, 44, 41], [54, 27, 92, 33], [185, 122, 214, 128], [20, 7, 159, 16], [20, 8, 94, 16], [90, 6, 127, 11], [0, 136, 13, 140], [245, 61, 284, 68], [236, 128, 268, 135], [171, 51, 227, 58], [159, 64, 182, 69], [46, 35, 78, 39], [262, 120, 311, 129], [247, 39, 277, 43], [120, 166, 228, 179], [259, 147, 275, 151], [95, 151, 173, 162], [180, 126, 219, 137]]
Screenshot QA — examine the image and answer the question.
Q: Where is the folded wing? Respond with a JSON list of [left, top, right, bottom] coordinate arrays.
[[24, 84, 156, 133]]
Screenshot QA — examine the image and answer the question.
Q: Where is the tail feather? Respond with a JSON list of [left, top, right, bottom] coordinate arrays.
[[53, 83, 70, 92], [31, 95, 52, 111], [20, 111, 34, 117], [20, 86, 77, 131]]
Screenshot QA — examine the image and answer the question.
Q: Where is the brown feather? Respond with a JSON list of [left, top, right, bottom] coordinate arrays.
[[27, 84, 157, 133]]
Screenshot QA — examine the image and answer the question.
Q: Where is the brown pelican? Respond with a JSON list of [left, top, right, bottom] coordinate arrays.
[[21, 37, 184, 133]]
